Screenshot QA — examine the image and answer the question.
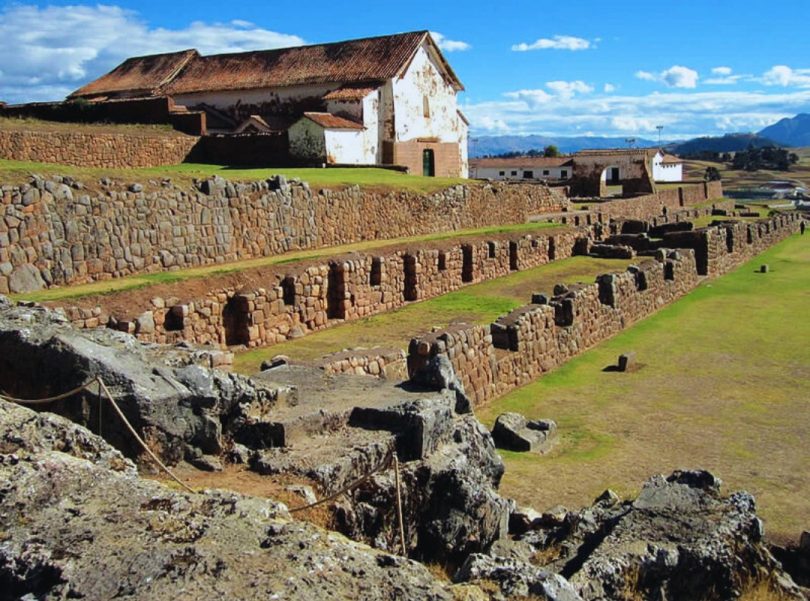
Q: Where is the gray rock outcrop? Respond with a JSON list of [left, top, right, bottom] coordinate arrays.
[[506, 470, 803, 600], [0, 399, 463, 601], [0, 297, 278, 466]]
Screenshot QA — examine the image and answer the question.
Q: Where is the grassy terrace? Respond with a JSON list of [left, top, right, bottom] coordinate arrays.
[[477, 233, 809, 543], [12, 221, 563, 304], [0, 158, 468, 194], [233, 255, 634, 373]]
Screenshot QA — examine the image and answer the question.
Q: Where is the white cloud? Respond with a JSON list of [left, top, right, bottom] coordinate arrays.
[[635, 65, 699, 88], [704, 66, 747, 85], [762, 65, 810, 88], [429, 31, 471, 52], [463, 88, 810, 138], [504, 88, 553, 108], [604, 83, 616, 93], [0, 4, 305, 103], [545, 80, 593, 99], [511, 35, 591, 52]]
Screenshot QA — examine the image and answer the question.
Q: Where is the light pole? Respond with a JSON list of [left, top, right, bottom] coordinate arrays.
[[656, 125, 664, 146]]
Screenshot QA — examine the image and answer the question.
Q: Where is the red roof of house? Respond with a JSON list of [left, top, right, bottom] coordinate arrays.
[[70, 49, 198, 99], [323, 84, 380, 101], [470, 157, 574, 168], [660, 153, 683, 165], [302, 112, 364, 130], [70, 31, 463, 99]]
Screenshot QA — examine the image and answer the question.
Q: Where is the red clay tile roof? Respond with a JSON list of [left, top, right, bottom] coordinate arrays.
[[69, 49, 198, 99], [470, 157, 574, 168], [302, 112, 364, 129], [323, 84, 381, 101], [660, 153, 683, 165], [72, 31, 464, 99], [574, 148, 658, 158]]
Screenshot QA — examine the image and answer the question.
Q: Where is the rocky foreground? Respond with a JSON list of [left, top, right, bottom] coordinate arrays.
[[0, 296, 806, 600]]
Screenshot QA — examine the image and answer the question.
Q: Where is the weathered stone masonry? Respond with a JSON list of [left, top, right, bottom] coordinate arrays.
[[0, 176, 566, 294], [0, 129, 200, 169], [408, 213, 799, 406], [58, 227, 582, 348]]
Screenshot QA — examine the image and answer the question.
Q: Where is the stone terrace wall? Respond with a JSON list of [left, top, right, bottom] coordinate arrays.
[[574, 181, 724, 223], [0, 129, 200, 169], [57, 227, 583, 348], [0, 175, 567, 294], [408, 213, 799, 406]]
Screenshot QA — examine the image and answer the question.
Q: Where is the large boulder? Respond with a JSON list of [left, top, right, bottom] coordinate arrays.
[[491, 412, 557, 453], [0, 298, 279, 466]]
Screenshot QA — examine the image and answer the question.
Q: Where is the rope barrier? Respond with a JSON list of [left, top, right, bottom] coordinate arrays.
[[0, 381, 95, 406], [289, 453, 393, 513], [1, 376, 194, 494], [2, 376, 410, 553]]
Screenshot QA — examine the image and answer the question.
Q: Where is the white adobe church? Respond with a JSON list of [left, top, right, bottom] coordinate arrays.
[[70, 31, 469, 177]]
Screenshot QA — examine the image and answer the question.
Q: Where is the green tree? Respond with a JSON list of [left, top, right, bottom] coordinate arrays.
[[543, 145, 560, 158], [704, 166, 722, 181]]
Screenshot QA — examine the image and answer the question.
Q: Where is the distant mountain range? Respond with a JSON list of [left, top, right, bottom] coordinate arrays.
[[469, 112, 810, 158], [758, 113, 810, 147], [469, 135, 661, 157], [666, 133, 777, 156]]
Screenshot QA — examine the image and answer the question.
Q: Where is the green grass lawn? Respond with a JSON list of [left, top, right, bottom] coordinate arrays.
[[233, 255, 633, 373], [0, 158, 468, 193], [477, 233, 810, 543], [13, 222, 563, 304]]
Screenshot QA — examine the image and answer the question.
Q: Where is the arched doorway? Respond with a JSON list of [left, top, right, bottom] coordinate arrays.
[[422, 148, 435, 177]]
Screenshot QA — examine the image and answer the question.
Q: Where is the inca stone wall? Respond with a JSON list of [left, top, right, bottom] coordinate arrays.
[[408, 213, 799, 406], [57, 227, 583, 347], [0, 129, 200, 168], [0, 175, 567, 294]]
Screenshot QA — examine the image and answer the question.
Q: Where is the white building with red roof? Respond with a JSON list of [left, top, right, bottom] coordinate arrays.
[[70, 31, 468, 177]]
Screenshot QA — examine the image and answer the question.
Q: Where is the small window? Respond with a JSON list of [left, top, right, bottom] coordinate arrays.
[[523, 170, 533, 179], [437, 251, 447, 271], [560, 169, 568, 178], [487, 241, 497, 258], [511, 170, 517, 176], [370, 257, 382, 286], [498, 171, 505, 176], [542, 170, 550, 176], [423, 95, 430, 118]]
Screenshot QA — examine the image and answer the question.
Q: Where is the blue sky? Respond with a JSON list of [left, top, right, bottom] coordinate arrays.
[[3, 0, 810, 139]]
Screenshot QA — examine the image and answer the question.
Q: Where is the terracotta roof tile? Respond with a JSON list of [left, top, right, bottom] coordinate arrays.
[[470, 157, 574, 168], [302, 112, 364, 129], [71, 31, 464, 100], [70, 49, 198, 99], [323, 84, 380, 101]]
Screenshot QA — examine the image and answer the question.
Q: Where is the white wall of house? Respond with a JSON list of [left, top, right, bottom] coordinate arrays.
[[324, 128, 374, 164], [288, 118, 326, 162], [392, 43, 462, 144], [472, 165, 571, 181], [325, 91, 381, 163], [652, 152, 683, 182], [458, 115, 469, 178]]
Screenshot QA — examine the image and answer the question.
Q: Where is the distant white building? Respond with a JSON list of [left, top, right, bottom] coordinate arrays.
[[652, 151, 683, 182], [469, 157, 574, 181]]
